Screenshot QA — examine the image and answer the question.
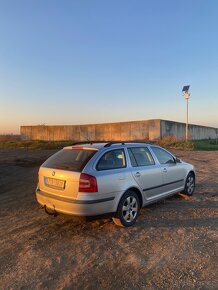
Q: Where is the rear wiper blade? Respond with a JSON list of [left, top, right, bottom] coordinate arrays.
[[55, 165, 72, 170]]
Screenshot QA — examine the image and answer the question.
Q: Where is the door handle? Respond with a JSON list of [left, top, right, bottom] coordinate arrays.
[[163, 168, 167, 173], [135, 172, 141, 177]]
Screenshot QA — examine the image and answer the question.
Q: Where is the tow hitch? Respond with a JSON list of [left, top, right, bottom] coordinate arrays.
[[42, 205, 58, 217]]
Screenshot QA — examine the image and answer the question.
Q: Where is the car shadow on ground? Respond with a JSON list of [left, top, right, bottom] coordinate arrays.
[[38, 193, 217, 232]]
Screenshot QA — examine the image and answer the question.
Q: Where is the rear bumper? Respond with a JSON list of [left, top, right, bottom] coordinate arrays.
[[36, 189, 117, 216]]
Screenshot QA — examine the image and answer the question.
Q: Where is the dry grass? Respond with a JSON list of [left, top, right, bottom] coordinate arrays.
[[0, 134, 21, 142], [155, 135, 194, 150], [0, 135, 217, 150]]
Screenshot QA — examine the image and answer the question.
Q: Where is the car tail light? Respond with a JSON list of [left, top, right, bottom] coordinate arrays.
[[79, 173, 98, 192]]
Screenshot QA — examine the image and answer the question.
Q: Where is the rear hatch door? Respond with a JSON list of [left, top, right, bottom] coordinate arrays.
[[38, 147, 97, 198]]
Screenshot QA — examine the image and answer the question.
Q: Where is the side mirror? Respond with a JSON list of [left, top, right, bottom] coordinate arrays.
[[175, 157, 181, 163]]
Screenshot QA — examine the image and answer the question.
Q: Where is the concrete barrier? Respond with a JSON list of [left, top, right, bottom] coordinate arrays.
[[160, 120, 218, 140], [20, 119, 217, 141]]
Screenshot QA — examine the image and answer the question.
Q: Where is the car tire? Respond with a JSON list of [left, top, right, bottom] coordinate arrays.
[[182, 172, 195, 196], [112, 190, 140, 227]]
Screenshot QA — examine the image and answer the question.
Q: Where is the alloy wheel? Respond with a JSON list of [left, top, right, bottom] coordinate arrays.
[[122, 196, 138, 223], [186, 175, 195, 195]]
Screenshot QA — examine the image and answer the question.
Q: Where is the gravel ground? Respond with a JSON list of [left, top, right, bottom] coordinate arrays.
[[0, 148, 217, 290]]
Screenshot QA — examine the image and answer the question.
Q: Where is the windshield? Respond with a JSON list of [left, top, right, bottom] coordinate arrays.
[[42, 149, 97, 172]]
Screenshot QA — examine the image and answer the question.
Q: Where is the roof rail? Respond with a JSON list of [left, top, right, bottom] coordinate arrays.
[[71, 140, 150, 147], [104, 142, 125, 147], [104, 140, 151, 147]]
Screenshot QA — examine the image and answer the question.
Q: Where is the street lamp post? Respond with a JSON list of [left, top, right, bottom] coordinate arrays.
[[182, 85, 190, 142]]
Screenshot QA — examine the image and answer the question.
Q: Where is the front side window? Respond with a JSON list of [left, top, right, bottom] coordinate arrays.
[[96, 149, 126, 170], [128, 147, 155, 167], [151, 147, 175, 164]]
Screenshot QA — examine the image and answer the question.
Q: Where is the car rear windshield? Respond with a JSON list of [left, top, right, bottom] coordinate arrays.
[[42, 149, 97, 172]]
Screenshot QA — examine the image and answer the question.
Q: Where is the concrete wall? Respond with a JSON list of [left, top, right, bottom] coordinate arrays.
[[20, 119, 161, 141], [160, 120, 218, 140], [20, 119, 218, 141]]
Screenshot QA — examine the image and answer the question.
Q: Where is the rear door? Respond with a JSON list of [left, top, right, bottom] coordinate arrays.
[[94, 148, 129, 194], [127, 147, 163, 201]]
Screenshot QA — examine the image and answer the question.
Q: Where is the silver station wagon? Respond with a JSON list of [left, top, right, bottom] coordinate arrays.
[[36, 142, 195, 227]]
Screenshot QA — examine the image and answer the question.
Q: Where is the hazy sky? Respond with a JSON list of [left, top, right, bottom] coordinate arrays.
[[0, 0, 218, 134]]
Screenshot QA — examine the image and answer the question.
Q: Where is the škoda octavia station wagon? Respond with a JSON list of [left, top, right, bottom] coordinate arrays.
[[36, 142, 195, 227]]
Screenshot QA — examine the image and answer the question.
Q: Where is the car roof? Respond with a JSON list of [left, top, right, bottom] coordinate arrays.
[[64, 142, 152, 151], [63, 144, 102, 150]]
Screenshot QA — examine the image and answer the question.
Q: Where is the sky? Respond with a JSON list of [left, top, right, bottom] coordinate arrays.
[[0, 0, 218, 134]]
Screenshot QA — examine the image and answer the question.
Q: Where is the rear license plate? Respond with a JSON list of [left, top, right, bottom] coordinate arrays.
[[45, 177, 66, 189]]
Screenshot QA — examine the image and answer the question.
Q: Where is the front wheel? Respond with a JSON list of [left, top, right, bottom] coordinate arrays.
[[112, 190, 140, 227], [182, 172, 195, 196]]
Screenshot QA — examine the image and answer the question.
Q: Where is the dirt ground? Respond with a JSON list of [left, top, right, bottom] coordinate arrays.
[[0, 148, 217, 290]]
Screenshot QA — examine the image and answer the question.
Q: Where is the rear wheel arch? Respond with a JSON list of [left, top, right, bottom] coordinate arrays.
[[113, 189, 141, 227]]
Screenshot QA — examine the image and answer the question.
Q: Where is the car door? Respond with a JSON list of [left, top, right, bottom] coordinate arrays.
[[127, 147, 164, 201], [150, 146, 186, 194], [94, 148, 128, 195]]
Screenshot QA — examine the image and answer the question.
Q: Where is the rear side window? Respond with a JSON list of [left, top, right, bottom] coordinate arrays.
[[42, 149, 97, 172], [96, 149, 126, 170], [151, 147, 175, 164], [128, 147, 155, 167]]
